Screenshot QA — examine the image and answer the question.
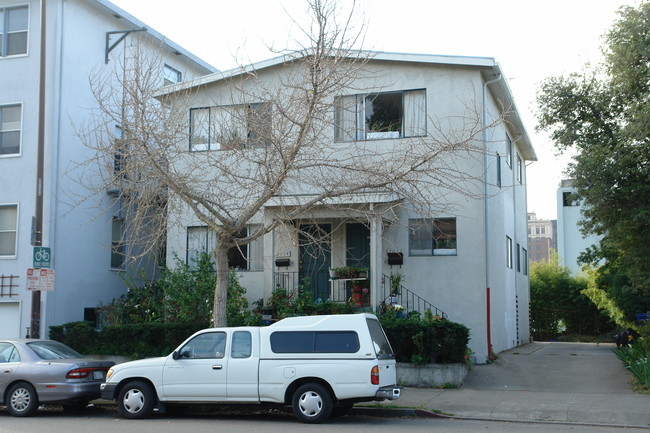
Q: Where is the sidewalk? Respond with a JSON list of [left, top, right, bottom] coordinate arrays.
[[373, 342, 650, 427]]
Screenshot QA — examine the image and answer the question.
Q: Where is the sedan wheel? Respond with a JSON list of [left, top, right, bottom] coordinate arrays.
[[117, 381, 155, 419], [292, 383, 333, 423], [7, 382, 39, 417]]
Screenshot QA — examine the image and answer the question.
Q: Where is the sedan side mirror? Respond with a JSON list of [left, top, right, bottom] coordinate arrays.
[[172, 351, 180, 360]]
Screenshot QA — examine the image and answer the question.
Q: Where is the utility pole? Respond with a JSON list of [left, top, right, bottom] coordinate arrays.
[[31, 0, 47, 338]]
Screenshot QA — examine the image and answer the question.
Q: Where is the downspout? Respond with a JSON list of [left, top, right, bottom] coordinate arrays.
[[482, 68, 502, 361]]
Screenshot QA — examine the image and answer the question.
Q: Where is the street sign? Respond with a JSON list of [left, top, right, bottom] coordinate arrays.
[[33, 247, 51, 268], [26, 268, 55, 292]]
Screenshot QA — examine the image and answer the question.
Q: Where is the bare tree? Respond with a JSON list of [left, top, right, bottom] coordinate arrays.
[[78, 0, 501, 326]]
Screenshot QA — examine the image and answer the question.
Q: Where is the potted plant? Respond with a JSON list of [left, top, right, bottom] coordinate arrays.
[[390, 271, 403, 295]]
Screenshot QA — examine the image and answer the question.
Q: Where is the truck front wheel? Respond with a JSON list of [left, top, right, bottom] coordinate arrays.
[[291, 383, 333, 423], [117, 381, 155, 419]]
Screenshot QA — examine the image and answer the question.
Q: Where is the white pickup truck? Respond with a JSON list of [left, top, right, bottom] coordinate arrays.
[[100, 313, 401, 423]]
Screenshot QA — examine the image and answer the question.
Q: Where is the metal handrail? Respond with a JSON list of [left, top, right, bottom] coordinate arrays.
[[381, 274, 448, 319]]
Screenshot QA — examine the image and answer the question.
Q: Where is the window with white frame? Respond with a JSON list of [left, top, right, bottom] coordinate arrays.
[[335, 89, 426, 142], [506, 134, 513, 168], [516, 242, 521, 272], [189, 103, 271, 151], [0, 204, 18, 257], [408, 218, 457, 256], [506, 236, 513, 268], [111, 217, 124, 269], [163, 64, 182, 85], [186, 225, 263, 271], [517, 155, 523, 184], [0, 5, 28, 57], [0, 104, 21, 155]]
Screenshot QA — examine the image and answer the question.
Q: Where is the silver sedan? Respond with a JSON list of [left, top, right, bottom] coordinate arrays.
[[0, 339, 114, 417]]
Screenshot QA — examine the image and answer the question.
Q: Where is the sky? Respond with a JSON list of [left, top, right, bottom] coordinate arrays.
[[111, 0, 641, 220]]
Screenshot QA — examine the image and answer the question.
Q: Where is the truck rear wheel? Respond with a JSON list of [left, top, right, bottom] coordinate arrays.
[[291, 383, 333, 423]]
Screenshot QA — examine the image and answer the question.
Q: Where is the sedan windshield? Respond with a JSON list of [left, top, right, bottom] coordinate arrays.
[[27, 341, 83, 360]]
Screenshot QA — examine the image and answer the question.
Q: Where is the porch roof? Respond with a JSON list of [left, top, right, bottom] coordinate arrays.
[[264, 192, 402, 208]]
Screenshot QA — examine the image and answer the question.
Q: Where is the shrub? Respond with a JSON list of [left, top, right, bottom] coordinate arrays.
[[378, 310, 470, 365]]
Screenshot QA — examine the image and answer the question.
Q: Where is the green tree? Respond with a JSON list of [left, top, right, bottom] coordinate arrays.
[[529, 252, 612, 340], [536, 3, 650, 298]]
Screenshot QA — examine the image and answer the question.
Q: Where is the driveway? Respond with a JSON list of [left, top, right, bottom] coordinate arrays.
[[394, 342, 650, 427]]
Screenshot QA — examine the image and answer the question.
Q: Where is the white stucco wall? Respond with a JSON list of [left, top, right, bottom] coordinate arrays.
[[0, 0, 213, 338]]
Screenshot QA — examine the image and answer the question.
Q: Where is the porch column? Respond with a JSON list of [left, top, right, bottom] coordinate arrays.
[[369, 214, 383, 309]]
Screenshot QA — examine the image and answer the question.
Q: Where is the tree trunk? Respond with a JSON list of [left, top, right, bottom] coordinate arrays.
[[212, 233, 231, 327]]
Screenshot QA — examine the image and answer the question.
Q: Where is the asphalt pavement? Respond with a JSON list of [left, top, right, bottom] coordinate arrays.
[[371, 341, 650, 428]]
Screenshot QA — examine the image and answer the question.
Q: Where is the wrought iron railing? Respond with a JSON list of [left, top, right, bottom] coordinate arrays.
[[380, 274, 447, 319]]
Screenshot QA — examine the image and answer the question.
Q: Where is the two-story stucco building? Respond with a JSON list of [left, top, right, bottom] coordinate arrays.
[[0, 0, 214, 338], [160, 51, 536, 363]]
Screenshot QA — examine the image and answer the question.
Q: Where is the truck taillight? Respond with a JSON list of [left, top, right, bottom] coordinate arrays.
[[371, 365, 379, 385]]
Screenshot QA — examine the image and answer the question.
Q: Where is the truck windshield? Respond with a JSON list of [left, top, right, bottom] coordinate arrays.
[[366, 318, 395, 359]]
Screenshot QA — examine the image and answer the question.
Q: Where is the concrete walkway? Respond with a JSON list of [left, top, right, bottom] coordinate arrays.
[[378, 342, 650, 427]]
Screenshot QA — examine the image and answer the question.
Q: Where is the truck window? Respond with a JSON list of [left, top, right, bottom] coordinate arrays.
[[366, 318, 395, 359], [179, 332, 226, 359], [270, 331, 360, 353], [231, 331, 252, 359]]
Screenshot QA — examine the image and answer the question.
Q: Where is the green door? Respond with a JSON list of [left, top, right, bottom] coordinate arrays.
[[299, 224, 331, 300], [346, 223, 370, 269]]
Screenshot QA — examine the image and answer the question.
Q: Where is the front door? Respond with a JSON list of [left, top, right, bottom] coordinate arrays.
[[299, 224, 331, 300], [162, 331, 228, 401]]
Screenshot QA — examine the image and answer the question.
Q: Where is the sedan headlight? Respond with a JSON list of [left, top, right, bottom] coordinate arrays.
[[105, 368, 114, 381]]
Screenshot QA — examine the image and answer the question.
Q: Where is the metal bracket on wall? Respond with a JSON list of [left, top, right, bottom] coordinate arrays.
[[105, 28, 147, 64]]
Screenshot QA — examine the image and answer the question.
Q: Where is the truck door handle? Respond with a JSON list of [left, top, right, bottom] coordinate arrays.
[[212, 365, 222, 370]]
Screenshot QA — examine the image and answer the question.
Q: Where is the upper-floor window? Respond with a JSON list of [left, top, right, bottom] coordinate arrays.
[[496, 153, 502, 187], [189, 103, 271, 151], [408, 217, 457, 256], [335, 89, 426, 142], [187, 224, 264, 271], [0, 204, 18, 257], [505, 134, 513, 168], [517, 155, 523, 183], [0, 5, 28, 57], [163, 64, 182, 85], [0, 104, 21, 156], [506, 235, 513, 268], [111, 216, 124, 269]]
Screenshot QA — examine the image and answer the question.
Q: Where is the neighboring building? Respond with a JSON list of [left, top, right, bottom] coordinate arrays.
[[556, 180, 602, 274], [162, 52, 536, 363], [0, 0, 215, 338], [527, 212, 556, 263]]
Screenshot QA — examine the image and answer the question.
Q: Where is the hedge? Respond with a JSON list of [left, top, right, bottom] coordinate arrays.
[[51, 313, 470, 364]]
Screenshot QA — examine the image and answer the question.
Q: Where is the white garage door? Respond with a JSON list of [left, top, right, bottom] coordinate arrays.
[[0, 302, 21, 339]]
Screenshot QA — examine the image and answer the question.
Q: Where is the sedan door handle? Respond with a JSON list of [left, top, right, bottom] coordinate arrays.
[[212, 365, 222, 370]]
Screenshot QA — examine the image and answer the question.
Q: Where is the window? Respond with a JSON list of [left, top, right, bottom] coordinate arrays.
[[522, 248, 528, 275], [0, 104, 21, 155], [506, 134, 513, 167], [178, 332, 226, 359], [186, 225, 263, 271], [496, 153, 502, 187], [189, 103, 271, 151], [516, 155, 523, 184], [0, 5, 28, 57], [516, 243, 521, 272], [113, 125, 128, 179], [0, 342, 20, 363], [506, 236, 513, 268], [563, 191, 577, 207], [335, 89, 426, 142], [231, 331, 252, 359], [408, 218, 457, 256], [0, 204, 17, 257], [270, 331, 360, 353], [163, 64, 182, 85], [111, 217, 124, 269]]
